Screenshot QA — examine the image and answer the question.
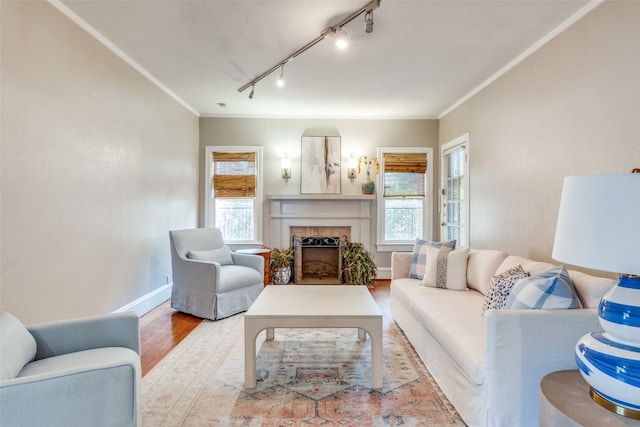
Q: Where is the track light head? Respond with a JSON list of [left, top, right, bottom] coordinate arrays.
[[276, 64, 285, 87], [335, 28, 348, 49], [365, 11, 374, 33], [248, 84, 255, 99]]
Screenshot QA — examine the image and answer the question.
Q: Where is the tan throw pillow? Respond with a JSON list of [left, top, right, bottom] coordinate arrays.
[[421, 246, 470, 290]]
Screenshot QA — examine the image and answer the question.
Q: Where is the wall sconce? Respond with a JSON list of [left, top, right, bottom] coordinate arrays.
[[281, 154, 292, 181], [348, 154, 358, 182]]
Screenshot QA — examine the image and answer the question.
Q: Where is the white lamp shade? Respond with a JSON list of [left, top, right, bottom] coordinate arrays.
[[281, 157, 291, 169], [552, 173, 640, 275]]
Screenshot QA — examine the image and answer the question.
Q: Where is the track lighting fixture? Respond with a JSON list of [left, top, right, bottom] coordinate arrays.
[[365, 10, 374, 33], [238, 0, 381, 98]]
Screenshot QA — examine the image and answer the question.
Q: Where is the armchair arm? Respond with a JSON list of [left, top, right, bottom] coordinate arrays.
[[0, 347, 141, 427], [231, 252, 264, 277], [484, 308, 601, 426], [27, 312, 140, 360], [172, 256, 221, 290]]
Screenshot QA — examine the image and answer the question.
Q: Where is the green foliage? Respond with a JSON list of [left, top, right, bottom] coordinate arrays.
[[341, 239, 377, 286], [270, 247, 294, 276]]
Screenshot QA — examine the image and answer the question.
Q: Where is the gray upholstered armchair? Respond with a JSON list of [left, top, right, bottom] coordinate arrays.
[[0, 311, 141, 427], [169, 228, 264, 320]]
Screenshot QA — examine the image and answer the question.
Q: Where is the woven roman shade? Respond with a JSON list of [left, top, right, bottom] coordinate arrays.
[[212, 152, 256, 198], [383, 152, 428, 197]]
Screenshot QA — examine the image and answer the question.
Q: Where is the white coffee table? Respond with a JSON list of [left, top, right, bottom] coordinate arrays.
[[244, 285, 383, 389]]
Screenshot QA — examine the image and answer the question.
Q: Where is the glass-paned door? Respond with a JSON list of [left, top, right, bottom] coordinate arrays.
[[440, 135, 469, 246]]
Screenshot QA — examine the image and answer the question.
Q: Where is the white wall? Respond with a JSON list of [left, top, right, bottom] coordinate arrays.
[[1, 1, 200, 323], [199, 118, 439, 268], [439, 1, 640, 266]]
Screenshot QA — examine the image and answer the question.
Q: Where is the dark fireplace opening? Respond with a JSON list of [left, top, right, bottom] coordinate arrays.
[[294, 236, 343, 285]]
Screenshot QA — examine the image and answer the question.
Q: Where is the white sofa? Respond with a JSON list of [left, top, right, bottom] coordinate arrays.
[[390, 249, 615, 427]]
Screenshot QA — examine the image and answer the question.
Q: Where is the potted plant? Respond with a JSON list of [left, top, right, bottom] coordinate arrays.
[[270, 246, 294, 285], [341, 239, 377, 286]]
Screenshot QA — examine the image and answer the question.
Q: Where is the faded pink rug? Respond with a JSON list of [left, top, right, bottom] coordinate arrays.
[[142, 302, 463, 426]]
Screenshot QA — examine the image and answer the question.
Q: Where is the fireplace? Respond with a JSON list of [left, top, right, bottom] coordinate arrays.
[[293, 236, 343, 285], [291, 226, 350, 285]]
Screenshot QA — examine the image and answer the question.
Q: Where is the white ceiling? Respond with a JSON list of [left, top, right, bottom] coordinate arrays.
[[58, 0, 595, 119]]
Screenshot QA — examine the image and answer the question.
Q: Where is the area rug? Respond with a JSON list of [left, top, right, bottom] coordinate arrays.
[[142, 301, 464, 426]]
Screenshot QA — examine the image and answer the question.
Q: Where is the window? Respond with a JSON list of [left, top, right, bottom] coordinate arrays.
[[440, 134, 469, 247], [204, 147, 262, 244], [376, 147, 433, 251]]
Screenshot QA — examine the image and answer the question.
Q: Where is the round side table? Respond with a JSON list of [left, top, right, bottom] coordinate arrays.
[[540, 370, 639, 426], [235, 248, 271, 286]]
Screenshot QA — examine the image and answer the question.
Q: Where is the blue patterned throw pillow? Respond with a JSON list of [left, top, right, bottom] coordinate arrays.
[[409, 239, 456, 280], [504, 266, 582, 310], [482, 265, 529, 315]]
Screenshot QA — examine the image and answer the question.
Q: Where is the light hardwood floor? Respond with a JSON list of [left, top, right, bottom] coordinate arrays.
[[139, 280, 390, 376]]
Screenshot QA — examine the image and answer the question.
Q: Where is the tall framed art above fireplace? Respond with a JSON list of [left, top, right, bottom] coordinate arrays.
[[300, 136, 341, 195]]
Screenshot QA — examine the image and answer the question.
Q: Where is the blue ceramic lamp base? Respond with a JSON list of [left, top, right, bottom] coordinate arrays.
[[575, 275, 640, 420]]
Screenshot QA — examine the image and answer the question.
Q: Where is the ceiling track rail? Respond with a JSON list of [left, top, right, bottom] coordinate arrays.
[[238, 0, 381, 94]]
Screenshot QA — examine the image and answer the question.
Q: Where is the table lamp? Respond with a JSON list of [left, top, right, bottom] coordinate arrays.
[[552, 172, 640, 419]]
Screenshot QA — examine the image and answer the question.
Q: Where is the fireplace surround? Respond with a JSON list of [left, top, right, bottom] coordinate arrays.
[[266, 194, 374, 251], [267, 195, 374, 284]]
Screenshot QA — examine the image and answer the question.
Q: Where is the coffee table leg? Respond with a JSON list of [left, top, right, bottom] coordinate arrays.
[[358, 328, 366, 340], [266, 327, 274, 340], [369, 320, 383, 389], [244, 319, 260, 388]]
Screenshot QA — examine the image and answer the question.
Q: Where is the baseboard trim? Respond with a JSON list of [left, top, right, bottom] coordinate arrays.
[[377, 267, 391, 280], [114, 284, 172, 317]]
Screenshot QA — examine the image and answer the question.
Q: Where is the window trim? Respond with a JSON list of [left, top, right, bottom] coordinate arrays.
[[375, 147, 433, 252], [204, 146, 263, 245]]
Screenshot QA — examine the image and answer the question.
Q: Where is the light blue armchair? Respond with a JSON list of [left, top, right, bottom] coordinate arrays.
[[169, 228, 264, 320], [0, 311, 141, 427]]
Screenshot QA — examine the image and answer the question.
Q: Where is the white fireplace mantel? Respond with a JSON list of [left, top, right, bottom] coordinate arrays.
[[266, 194, 375, 201], [266, 194, 375, 250]]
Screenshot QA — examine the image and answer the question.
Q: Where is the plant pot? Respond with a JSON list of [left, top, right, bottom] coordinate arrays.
[[361, 178, 375, 194], [272, 267, 291, 285]]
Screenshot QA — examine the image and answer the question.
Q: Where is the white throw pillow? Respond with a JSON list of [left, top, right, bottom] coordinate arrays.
[[187, 246, 234, 265], [421, 247, 470, 290]]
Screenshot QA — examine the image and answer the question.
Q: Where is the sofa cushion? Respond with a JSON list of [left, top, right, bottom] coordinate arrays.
[[421, 247, 470, 290], [16, 347, 139, 379], [505, 266, 582, 309], [568, 270, 615, 309], [217, 265, 263, 292], [467, 250, 510, 295], [391, 279, 486, 385], [482, 265, 529, 315], [0, 313, 37, 381], [409, 239, 456, 280], [187, 246, 234, 265]]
